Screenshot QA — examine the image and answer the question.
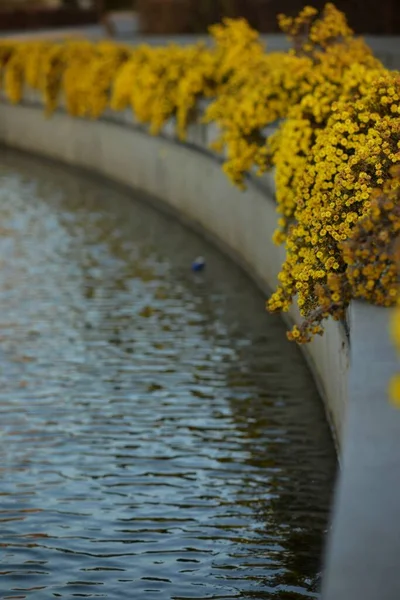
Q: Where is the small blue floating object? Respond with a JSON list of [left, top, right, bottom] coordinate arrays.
[[192, 256, 206, 272]]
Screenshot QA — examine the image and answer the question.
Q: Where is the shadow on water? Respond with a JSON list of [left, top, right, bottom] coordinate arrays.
[[0, 148, 336, 599]]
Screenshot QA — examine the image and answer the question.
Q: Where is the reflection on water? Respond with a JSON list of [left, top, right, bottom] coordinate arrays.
[[0, 150, 336, 599]]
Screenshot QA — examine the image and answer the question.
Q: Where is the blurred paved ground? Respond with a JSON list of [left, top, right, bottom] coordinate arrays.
[[1, 11, 399, 68]]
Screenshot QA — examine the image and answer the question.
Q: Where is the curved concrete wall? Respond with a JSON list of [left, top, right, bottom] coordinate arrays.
[[1, 96, 400, 600], [0, 96, 348, 448]]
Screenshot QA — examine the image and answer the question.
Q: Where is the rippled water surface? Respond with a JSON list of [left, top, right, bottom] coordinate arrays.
[[0, 150, 336, 599]]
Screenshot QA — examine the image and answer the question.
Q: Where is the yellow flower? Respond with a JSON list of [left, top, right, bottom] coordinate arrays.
[[389, 375, 400, 408]]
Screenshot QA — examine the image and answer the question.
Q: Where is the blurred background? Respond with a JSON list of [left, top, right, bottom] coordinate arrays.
[[0, 0, 98, 30], [134, 0, 400, 34], [0, 0, 398, 35]]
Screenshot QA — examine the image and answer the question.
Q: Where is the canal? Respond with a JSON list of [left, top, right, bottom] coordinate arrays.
[[0, 149, 336, 599]]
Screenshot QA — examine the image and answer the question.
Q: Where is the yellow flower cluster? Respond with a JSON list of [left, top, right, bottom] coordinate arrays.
[[290, 168, 400, 342], [278, 3, 353, 54], [2, 43, 26, 103], [204, 50, 311, 187], [0, 18, 263, 140], [204, 4, 381, 189], [113, 18, 266, 140], [341, 168, 400, 305], [270, 46, 382, 241], [64, 41, 129, 118], [112, 42, 216, 138], [0, 4, 398, 344], [0, 39, 130, 117], [268, 70, 400, 341]]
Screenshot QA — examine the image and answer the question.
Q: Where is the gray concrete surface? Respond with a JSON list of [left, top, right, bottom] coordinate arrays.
[[322, 302, 400, 600], [0, 24, 105, 40], [121, 32, 399, 68], [1, 16, 399, 69]]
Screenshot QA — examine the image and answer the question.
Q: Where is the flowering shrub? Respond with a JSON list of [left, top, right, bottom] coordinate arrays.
[[0, 3, 399, 344], [268, 70, 400, 341], [0, 40, 131, 117], [205, 4, 380, 189], [291, 167, 400, 341], [112, 42, 216, 138]]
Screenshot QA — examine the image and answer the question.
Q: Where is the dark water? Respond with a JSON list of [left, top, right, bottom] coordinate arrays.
[[0, 150, 336, 600]]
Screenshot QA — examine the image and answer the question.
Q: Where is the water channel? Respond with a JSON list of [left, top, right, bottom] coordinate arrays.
[[0, 149, 336, 599]]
